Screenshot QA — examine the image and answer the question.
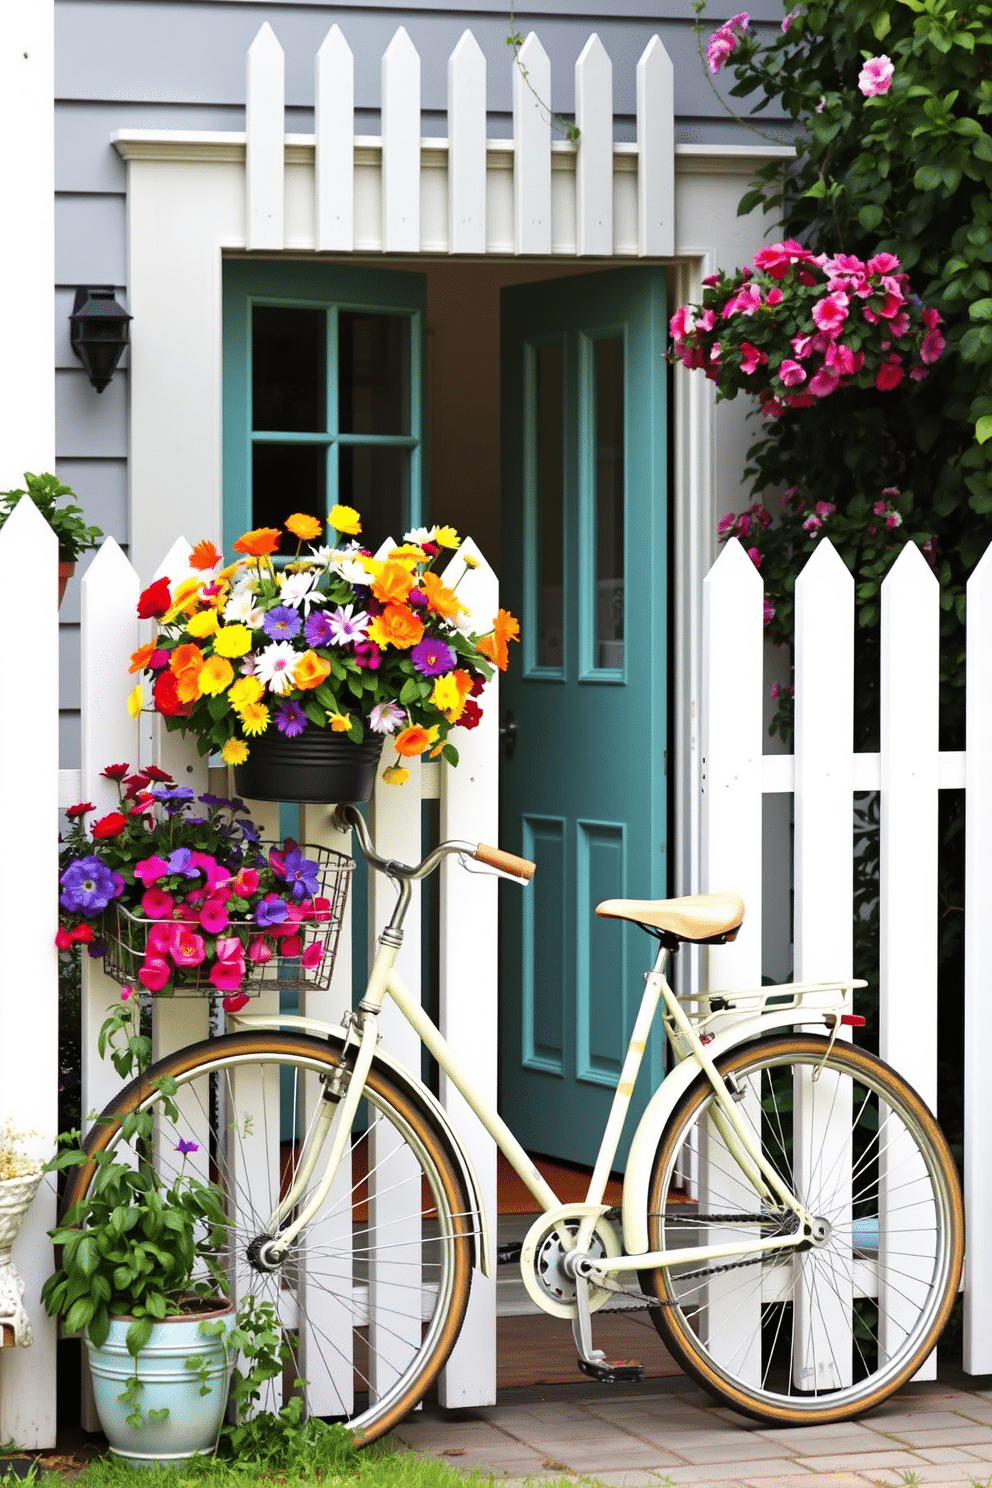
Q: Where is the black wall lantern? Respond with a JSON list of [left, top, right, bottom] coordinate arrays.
[[69, 287, 132, 393]]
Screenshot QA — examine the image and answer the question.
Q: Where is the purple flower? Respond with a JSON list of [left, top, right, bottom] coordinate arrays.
[[255, 896, 289, 927], [176, 1138, 199, 1154], [353, 640, 381, 671], [151, 785, 195, 803], [167, 847, 199, 878], [304, 611, 334, 647], [59, 857, 125, 917], [276, 700, 307, 738], [263, 605, 302, 641], [282, 847, 321, 901], [410, 637, 457, 677]]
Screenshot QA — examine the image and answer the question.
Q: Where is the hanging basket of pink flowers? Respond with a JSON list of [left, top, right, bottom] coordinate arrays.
[[57, 765, 352, 1008], [669, 240, 945, 415]]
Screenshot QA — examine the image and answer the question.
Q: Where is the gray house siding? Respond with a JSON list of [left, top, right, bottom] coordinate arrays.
[[54, 0, 789, 762]]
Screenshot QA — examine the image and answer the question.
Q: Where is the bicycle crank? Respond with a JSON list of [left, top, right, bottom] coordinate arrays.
[[519, 1204, 622, 1320]]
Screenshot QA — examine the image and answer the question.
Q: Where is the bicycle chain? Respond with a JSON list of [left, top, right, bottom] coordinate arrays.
[[594, 1212, 797, 1311]]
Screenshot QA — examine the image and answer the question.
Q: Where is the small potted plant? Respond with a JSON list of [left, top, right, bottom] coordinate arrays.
[[669, 241, 945, 416], [0, 471, 104, 606], [0, 1122, 44, 1348], [42, 1002, 234, 1466], [56, 764, 351, 1004], [128, 506, 519, 802]]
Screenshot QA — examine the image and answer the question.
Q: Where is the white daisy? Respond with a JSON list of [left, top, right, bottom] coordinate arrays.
[[327, 604, 371, 646], [368, 701, 405, 734], [278, 571, 321, 612], [224, 590, 265, 627], [404, 526, 437, 545], [254, 641, 299, 696], [328, 555, 370, 586]]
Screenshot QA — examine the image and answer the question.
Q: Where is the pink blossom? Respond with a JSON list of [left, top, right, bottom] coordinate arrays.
[[885, 511, 903, 530], [706, 11, 749, 73], [868, 252, 901, 276], [717, 512, 737, 537], [858, 56, 894, 97], [808, 365, 841, 397], [232, 867, 259, 896], [138, 957, 171, 993], [782, 486, 799, 504], [874, 501, 888, 516], [761, 396, 787, 416], [141, 887, 175, 920], [170, 925, 206, 967], [281, 934, 303, 958], [746, 547, 762, 568], [736, 513, 753, 538], [670, 305, 696, 338], [778, 359, 807, 387], [811, 292, 850, 335], [191, 852, 230, 893], [922, 306, 942, 330], [752, 240, 816, 280], [803, 515, 822, 534], [765, 287, 784, 306], [134, 855, 170, 886], [921, 328, 946, 364], [882, 486, 900, 496], [875, 358, 905, 390], [763, 598, 776, 627], [301, 942, 325, 969], [248, 936, 274, 965], [888, 311, 910, 338], [209, 937, 246, 992], [199, 899, 230, 934], [825, 343, 863, 376], [740, 341, 768, 375], [781, 7, 799, 31], [770, 681, 782, 699], [791, 334, 815, 360], [702, 273, 721, 287], [815, 502, 836, 517], [222, 993, 251, 1014], [722, 284, 762, 318]]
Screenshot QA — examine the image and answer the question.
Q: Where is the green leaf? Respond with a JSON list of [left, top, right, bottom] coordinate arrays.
[[858, 204, 884, 232], [914, 164, 945, 192], [976, 415, 992, 445], [126, 1316, 154, 1357], [441, 743, 459, 767], [77, 1235, 98, 1277], [303, 699, 326, 730], [147, 1408, 171, 1423], [64, 1297, 95, 1334], [969, 298, 992, 322], [399, 678, 420, 706]]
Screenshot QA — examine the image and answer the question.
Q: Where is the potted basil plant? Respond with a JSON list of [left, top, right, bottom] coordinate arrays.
[[0, 471, 104, 607]]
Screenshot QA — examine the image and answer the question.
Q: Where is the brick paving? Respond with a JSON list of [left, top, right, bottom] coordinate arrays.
[[389, 1369, 992, 1488]]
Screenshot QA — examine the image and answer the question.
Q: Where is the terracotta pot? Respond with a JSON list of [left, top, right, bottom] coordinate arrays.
[[234, 730, 384, 804], [58, 560, 75, 608]]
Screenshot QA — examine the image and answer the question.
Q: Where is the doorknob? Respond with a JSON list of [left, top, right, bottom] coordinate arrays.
[[500, 711, 518, 760]]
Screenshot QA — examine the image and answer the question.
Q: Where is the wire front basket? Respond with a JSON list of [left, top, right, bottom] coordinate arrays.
[[102, 844, 354, 997]]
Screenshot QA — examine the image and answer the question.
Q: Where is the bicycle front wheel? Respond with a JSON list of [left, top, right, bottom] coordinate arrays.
[[62, 1030, 474, 1445], [643, 1034, 963, 1424]]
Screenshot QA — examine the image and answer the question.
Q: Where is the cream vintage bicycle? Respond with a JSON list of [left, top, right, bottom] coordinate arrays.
[[65, 804, 964, 1442]]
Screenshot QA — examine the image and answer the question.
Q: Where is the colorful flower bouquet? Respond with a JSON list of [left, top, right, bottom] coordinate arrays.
[[127, 507, 519, 788], [57, 765, 352, 1006], [669, 241, 945, 415]]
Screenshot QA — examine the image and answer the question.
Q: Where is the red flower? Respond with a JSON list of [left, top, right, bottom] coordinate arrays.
[[137, 577, 172, 619], [143, 765, 175, 783], [153, 671, 193, 717], [458, 699, 483, 731], [65, 801, 95, 819], [91, 812, 129, 839], [101, 764, 130, 781]]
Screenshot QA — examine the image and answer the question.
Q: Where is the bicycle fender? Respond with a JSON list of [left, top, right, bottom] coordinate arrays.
[[232, 1012, 491, 1277], [622, 1010, 833, 1257]]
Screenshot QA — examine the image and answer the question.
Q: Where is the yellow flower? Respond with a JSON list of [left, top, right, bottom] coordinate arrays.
[[126, 684, 143, 720], [239, 702, 270, 736], [462, 554, 479, 570], [198, 655, 235, 695], [329, 504, 362, 536], [434, 525, 460, 549], [162, 577, 203, 623], [431, 672, 464, 718], [229, 675, 263, 709], [286, 512, 323, 541], [389, 544, 427, 565], [327, 711, 352, 733], [213, 624, 253, 658], [359, 556, 384, 577], [221, 738, 249, 765], [429, 741, 445, 759], [382, 765, 410, 786], [187, 610, 219, 639]]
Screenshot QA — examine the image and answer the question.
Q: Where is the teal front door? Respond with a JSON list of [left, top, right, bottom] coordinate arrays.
[[499, 268, 668, 1170]]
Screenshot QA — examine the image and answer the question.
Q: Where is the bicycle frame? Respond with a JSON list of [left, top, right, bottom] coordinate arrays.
[[237, 922, 864, 1282]]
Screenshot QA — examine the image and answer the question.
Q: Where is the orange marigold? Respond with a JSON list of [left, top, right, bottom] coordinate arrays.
[[129, 641, 157, 675], [285, 512, 323, 541], [233, 527, 281, 557], [394, 724, 439, 758], [169, 643, 205, 677], [294, 650, 332, 690], [477, 608, 520, 671], [421, 571, 465, 620], [371, 560, 416, 607], [369, 603, 425, 651], [189, 539, 223, 571]]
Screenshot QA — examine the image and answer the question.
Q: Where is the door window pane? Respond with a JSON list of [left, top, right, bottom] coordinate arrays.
[[339, 313, 410, 435], [594, 337, 624, 670], [536, 343, 564, 670], [252, 443, 327, 535], [339, 445, 410, 551], [252, 306, 326, 432]]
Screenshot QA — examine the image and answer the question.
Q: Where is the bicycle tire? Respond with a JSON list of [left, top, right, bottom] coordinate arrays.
[[642, 1033, 963, 1424], [63, 1029, 474, 1445]]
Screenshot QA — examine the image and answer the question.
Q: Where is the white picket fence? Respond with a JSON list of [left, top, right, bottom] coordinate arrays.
[[223, 20, 674, 258], [0, 498, 500, 1445], [702, 535, 992, 1376]]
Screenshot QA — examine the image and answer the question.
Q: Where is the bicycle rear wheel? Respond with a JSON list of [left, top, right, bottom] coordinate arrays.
[[63, 1030, 475, 1445], [643, 1034, 963, 1424]]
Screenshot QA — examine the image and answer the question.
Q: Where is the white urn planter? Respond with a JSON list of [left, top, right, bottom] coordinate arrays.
[[0, 1172, 43, 1346]]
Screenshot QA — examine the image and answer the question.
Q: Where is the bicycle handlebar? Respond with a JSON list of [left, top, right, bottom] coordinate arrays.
[[331, 804, 536, 884]]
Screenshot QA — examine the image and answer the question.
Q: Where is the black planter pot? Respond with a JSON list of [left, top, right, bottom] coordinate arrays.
[[234, 730, 384, 804]]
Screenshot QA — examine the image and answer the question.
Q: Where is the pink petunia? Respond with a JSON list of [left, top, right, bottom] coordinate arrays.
[[763, 598, 776, 627], [777, 359, 807, 387], [301, 942, 325, 969], [170, 925, 206, 967], [199, 900, 230, 934], [808, 365, 841, 397], [142, 887, 176, 920], [858, 55, 894, 98], [138, 956, 171, 992], [191, 852, 230, 893], [875, 358, 905, 390], [811, 293, 849, 335], [752, 240, 816, 280], [803, 515, 823, 534], [746, 547, 762, 568], [921, 328, 946, 365], [232, 868, 260, 897], [222, 993, 251, 1014], [740, 341, 768, 375], [247, 936, 274, 965], [815, 502, 836, 517], [281, 934, 303, 959], [134, 855, 170, 886]]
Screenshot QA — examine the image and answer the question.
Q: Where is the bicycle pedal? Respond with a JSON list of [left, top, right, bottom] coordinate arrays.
[[577, 1357, 644, 1385]]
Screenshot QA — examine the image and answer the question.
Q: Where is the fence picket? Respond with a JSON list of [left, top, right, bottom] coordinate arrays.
[[448, 32, 487, 255], [436, 538, 499, 1407], [0, 499, 59, 1446], [574, 35, 612, 257], [635, 37, 674, 258], [246, 24, 285, 251], [964, 545, 992, 1372], [315, 26, 354, 252], [513, 34, 552, 255], [381, 28, 421, 253]]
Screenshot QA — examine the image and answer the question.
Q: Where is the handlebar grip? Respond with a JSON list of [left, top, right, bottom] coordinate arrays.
[[473, 843, 536, 881]]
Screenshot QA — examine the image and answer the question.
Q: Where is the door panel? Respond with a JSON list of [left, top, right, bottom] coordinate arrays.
[[499, 268, 668, 1169]]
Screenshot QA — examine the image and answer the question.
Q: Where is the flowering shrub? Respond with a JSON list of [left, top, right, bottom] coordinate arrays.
[[670, 242, 944, 414], [0, 1120, 41, 1182], [57, 765, 337, 1005], [128, 508, 519, 788]]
